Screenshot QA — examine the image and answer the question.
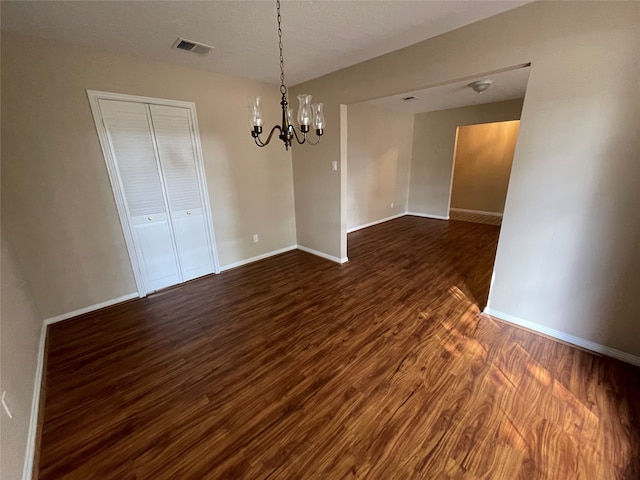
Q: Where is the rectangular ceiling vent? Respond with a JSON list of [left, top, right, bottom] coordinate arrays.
[[172, 37, 214, 56], [402, 96, 421, 102]]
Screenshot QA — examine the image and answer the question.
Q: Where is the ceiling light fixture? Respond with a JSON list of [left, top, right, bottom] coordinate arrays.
[[248, 0, 325, 150], [468, 79, 493, 94]]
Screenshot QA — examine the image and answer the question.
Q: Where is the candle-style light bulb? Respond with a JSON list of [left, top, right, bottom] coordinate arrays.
[[286, 107, 295, 131], [312, 103, 325, 134], [297, 94, 312, 132], [248, 96, 264, 132]]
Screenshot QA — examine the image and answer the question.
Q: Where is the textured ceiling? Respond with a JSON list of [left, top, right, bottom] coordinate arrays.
[[366, 67, 530, 113], [1, 0, 531, 86]]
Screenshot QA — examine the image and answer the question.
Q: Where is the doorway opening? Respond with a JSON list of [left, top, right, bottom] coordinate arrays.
[[448, 119, 520, 226], [344, 65, 530, 310]]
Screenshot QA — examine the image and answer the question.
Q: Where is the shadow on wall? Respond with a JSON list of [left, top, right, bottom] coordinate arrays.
[[346, 102, 414, 231], [348, 146, 399, 227]]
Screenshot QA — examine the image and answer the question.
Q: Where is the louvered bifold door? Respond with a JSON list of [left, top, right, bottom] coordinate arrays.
[[99, 99, 182, 292], [149, 105, 214, 282]]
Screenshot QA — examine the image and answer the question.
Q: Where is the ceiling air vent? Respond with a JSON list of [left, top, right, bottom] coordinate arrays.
[[172, 37, 214, 55], [402, 96, 421, 101]]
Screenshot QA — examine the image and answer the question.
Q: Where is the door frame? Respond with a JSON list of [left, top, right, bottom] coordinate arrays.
[[87, 90, 220, 297], [446, 126, 461, 217]]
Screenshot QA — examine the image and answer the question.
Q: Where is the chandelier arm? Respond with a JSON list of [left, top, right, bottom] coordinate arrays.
[[302, 128, 322, 146], [255, 125, 282, 147], [291, 127, 306, 145], [305, 134, 321, 146]]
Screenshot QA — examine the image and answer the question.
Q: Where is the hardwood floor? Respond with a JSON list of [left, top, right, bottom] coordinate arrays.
[[39, 216, 640, 479]]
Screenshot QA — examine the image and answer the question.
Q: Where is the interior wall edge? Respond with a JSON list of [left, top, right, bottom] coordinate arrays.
[[297, 245, 348, 264], [406, 212, 450, 221], [21, 322, 47, 480]]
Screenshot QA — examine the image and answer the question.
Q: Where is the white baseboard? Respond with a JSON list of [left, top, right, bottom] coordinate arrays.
[[406, 212, 450, 221], [347, 213, 406, 233], [484, 308, 640, 367], [297, 245, 348, 264], [44, 293, 139, 326], [219, 245, 298, 272], [450, 208, 503, 217], [22, 322, 47, 480]]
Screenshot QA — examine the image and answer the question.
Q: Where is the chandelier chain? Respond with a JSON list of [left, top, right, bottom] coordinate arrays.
[[277, 0, 286, 96], [250, 0, 324, 149]]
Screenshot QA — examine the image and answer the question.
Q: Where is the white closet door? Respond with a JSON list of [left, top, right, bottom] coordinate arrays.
[[99, 99, 182, 292], [149, 104, 214, 282]]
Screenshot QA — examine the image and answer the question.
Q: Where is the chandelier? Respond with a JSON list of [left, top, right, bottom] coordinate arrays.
[[248, 0, 325, 150]]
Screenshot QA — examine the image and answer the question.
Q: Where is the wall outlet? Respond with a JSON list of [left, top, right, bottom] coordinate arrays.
[[1, 391, 13, 419], [253, 234, 259, 243], [390, 202, 394, 208], [332, 161, 338, 171]]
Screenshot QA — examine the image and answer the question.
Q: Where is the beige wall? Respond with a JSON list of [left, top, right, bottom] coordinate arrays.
[[291, 2, 640, 357], [409, 99, 523, 217], [291, 105, 343, 259], [1, 225, 43, 480], [347, 103, 414, 230], [1, 31, 297, 319], [451, 120, 520, 214]]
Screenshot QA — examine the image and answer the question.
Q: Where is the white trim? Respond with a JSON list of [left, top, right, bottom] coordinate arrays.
[[406, 212, 450, 221], [44, 293, 138, 326], [87, 92, 147, 296], [450, 208, 503, 217], [484, 308, 640, 367], [186, 103, 221, 274], [219, 245, 298, 272], [145, 105, 185, 285], [22, 323, 47, 480], [86, 90, 199, 109], [446, 126, 460, 217], [24, 291, 145, 478], [86, 90, 221, 295], [297, 245, 348, 264], [340, 104, 349, 260], [347, 213, 406, 233]]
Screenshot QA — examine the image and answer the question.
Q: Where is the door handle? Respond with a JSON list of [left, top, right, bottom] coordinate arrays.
[[187, 211, 191, 215], [148, 216, 153, 221]]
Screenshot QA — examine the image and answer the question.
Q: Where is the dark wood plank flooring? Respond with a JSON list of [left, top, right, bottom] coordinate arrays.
[[39, 216, 640, 479]]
